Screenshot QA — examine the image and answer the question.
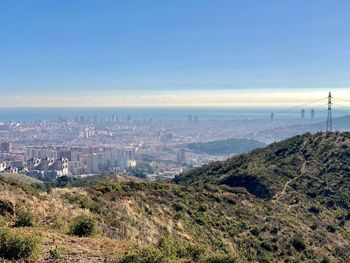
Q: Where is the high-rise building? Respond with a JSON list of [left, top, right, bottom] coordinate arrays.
[[125, 147, 136, 160], [177, 149, 186, 165], [87, 154, 99, 173], [0, 142, 12, 153]]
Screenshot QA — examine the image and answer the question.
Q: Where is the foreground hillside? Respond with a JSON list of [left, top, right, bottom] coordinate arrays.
[[0, 132, 349, 262]]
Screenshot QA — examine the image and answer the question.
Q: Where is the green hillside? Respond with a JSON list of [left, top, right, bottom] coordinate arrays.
[[0, 172, 43, 186], [187, 138, 266, 156]]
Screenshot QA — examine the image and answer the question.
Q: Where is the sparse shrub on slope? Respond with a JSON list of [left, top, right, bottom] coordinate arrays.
[[116, 235, 236, 263], [49, 245, 63, 259], [69, 214, 98, 237], [116, 245, 168, 263], [0, 227, 40, 260], [14, 209, 35, 227], [0, 200, 14, 217], [291, 236, 306, 252], [202, 251, 236, 263]]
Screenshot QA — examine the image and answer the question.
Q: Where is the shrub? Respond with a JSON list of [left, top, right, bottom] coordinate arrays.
[[308, 206, 321, 214], [14, 210, 35, 227], [250, 227, 260, 236], [116, 236, 214, 263], [116, 245, 167, 263], [199, 204, 209, 212], [0, 200, 14, 217], [326, 225, 336, 233], [320, 256, 330, 263], [291, 237, 306, 252], [157, 235, 184, 259], [201, 251, 236, 263], [181, 242, 207, 261], [47, 213, 66, 230], [49, 246, 62, 259], [173, 203, 186, 212], [69, 214, 97, 237], [0, 227, 40, 260]]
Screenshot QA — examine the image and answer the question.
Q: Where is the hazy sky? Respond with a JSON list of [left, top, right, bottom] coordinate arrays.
[[1, 1, 350, 107]]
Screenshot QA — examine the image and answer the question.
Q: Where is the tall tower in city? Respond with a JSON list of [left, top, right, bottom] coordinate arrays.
[[326, 92, 332, 132], [301, 109, 305, 120], [177, 149, 186, 165], [0, 142, 12, 153], [270, 112, 274, 122], [311, 109, 315, 120], [187, 114, 193, 122]]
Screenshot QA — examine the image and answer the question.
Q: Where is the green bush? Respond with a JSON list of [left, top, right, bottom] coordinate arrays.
[[69, 214, 97, 237], [116, 235, 234, 263], [308, 206, 321, 214], [116, 245, 167, 263], [320, 256, 330, 263], [202, 251, 236, 263], [0, 227, 40, 260], [49, 245, 62, 259], [181, 243, 207, 261], [14, 210, 35, 227], [0, 200, 14, 217], [291, 237, 306, 252]]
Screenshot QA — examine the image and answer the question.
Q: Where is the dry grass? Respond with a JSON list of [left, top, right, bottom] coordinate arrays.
[[12, 227, 127, 262]]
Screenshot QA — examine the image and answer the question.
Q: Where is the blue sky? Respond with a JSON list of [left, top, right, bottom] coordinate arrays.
[[1, 0, 350, 106]]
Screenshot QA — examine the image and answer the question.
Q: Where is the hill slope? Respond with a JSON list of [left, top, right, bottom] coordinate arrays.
[[187, 138, 266, 156], [0, 132, 349, 262], [176, 132, 350, 201]]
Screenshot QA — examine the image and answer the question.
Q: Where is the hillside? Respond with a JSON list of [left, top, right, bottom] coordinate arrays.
[[0, 172, 44, 186], [0, 132, 349, 262], [187, 138, 265, 156]]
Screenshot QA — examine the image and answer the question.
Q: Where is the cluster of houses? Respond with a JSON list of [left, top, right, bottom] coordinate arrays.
[[0, 157, 69, 180], [0, 161, 19, 174]]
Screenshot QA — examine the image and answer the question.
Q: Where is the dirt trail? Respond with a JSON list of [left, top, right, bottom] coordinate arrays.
[[273, 139, 307, 202]]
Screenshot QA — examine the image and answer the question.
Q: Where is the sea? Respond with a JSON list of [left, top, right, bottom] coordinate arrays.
[[0, 107, 335, 122]]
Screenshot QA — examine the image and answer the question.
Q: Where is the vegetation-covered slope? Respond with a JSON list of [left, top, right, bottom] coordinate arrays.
[[187, 138, 265, 156], [0, 132, 350, 262]]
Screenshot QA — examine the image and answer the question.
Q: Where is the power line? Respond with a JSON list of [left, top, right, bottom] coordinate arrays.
[[273, 97, 327, 115], [332, 103, 350, 109], [333, 97, 350, 103]]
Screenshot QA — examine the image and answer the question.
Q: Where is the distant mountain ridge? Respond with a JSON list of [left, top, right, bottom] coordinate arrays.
[[187, 138, 266, 156], [258, 114, 350, 141]]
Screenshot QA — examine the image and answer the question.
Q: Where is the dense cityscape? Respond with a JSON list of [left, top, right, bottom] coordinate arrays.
[[0, 110, 322, 181]]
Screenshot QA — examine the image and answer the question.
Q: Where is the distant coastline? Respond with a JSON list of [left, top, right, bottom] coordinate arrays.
[[0, 106, 329, 122]]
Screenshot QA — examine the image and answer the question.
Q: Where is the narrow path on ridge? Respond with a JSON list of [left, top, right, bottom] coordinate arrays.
[[273, 139, 308, 203]]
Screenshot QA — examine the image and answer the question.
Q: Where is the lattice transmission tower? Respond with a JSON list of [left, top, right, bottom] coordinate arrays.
[[326, 92, 332, 132]]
